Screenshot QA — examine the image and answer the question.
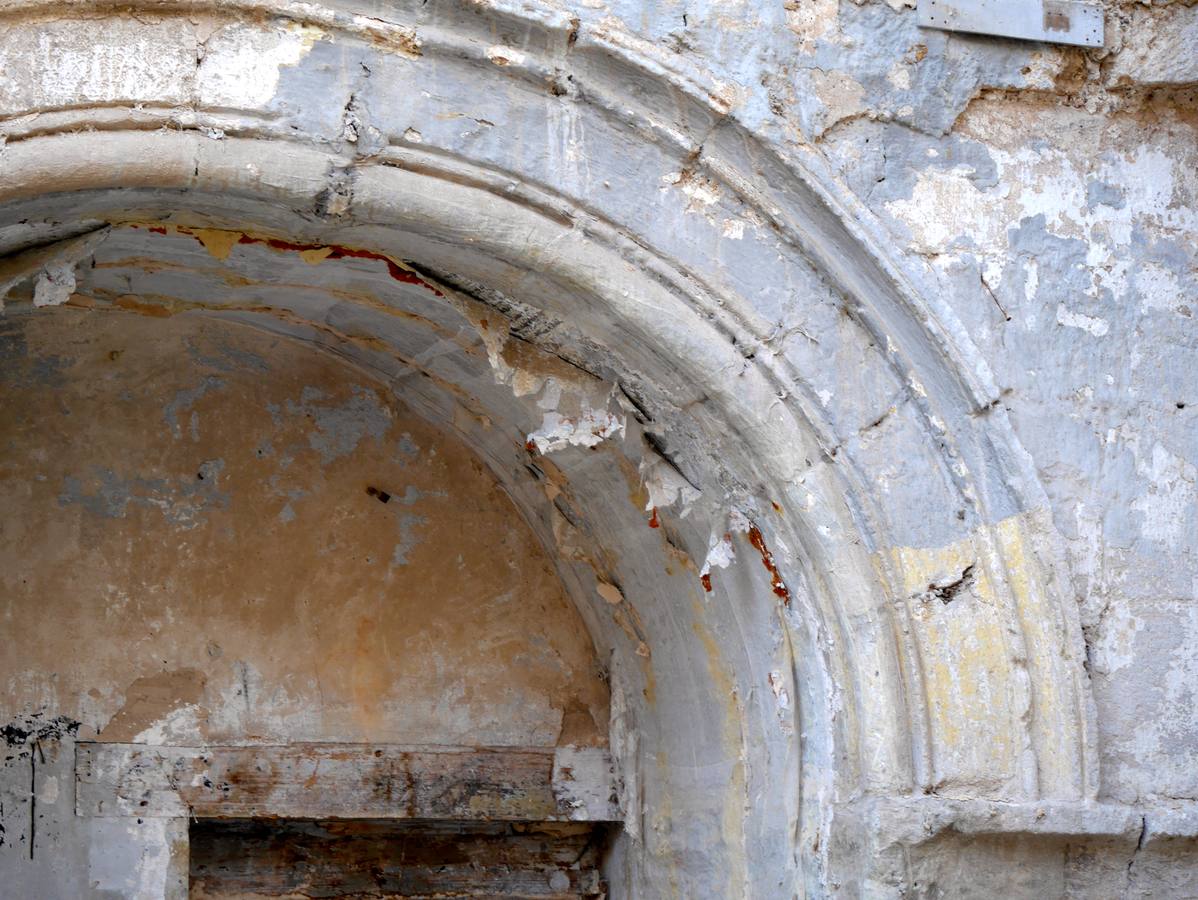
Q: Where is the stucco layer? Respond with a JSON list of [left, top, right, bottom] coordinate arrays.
[[0, 0, 1194, 894], [0, 308, 608, 748]]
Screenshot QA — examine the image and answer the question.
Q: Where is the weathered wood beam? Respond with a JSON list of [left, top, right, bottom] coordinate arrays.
[[75, 743, 620, 822]]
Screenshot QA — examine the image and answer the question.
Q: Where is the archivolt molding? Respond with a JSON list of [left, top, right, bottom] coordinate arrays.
[[0, 0, 1101, 892]]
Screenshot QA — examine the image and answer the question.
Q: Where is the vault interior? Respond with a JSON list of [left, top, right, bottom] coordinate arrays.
[[0, 307, 610, 750]]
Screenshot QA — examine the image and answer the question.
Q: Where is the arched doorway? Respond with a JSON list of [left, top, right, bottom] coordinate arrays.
[[0, 2, 1097, 895]]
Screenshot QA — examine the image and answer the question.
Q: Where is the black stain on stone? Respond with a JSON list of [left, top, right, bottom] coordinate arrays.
[[366, 486, 391, 504], [1, 713, 81, 759], [929, 565, 975, 606]]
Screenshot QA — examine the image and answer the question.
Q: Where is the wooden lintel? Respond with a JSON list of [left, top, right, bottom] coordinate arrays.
[[75, 743, 620, 822]]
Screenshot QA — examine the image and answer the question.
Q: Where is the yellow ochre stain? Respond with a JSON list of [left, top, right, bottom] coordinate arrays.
[[299, 246, 335, 265], [690, 600, 750, 898], [189, 228, 241, 262], [877, 512, 1067, 787]]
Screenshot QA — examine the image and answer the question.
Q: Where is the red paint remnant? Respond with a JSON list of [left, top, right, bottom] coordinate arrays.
[[131, 224, 444, 297], [524, 439, 538, 453], [747, 525, 790, 605], [648, 507, 660, 529], [700, 573, 712, 592], [233, 235, 444, 297]]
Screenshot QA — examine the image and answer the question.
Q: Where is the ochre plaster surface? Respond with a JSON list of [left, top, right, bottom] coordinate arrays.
[[0, 309, 608, 748]]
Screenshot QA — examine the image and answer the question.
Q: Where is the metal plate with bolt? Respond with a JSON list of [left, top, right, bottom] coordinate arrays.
[[918, 0, 1104, 48]]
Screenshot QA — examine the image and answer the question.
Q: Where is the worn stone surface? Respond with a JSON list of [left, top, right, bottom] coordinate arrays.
[[0, 0, 1193, 896]]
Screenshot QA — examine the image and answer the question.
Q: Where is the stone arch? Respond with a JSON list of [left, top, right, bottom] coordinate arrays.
[[0, 1, 1095, 894]]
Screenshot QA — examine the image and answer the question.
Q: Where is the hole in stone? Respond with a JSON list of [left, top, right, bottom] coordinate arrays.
[[188, 819, 613, 898]]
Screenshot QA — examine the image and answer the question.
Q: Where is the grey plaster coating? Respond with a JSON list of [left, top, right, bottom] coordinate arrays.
[[164, 376, 226, 440], [0, 0, 1193, 896], [285, 385, 393, 463], [58, 465, 231, 528]]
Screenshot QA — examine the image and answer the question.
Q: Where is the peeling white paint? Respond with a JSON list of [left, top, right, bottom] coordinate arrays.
[[1055, 304, 1109, 337], [130, 704, 203, 745], [31, 261, 75, 307], [527, 407, 625, 453], [701, 532, 736, 577], [198, 22, 326, 108], [1131, 442, 1196, 548], [1135, 262, 1183, 312], [640, 454, 699, 515]]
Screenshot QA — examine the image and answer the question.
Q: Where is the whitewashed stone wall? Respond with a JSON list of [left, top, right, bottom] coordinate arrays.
[[0, 1, 1194, 896]]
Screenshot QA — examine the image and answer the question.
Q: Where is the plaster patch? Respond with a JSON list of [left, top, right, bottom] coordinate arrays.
[[885, 166, 1003, 251], [37, 774, 59, 805], [721, 218, 746, 239], [640, 454, 700, 515], [768, 671, 791, 713], [784, 0, 840, 53], [89, 818, 181, 900], [101, 669, 206, 741], [390, 512, 429, 567], [810, 70, 867, 134], [1091, 603, 1147, 676], [701, 533, 736, 578], [130, 704, 204, 745], [1023, 258, 1039, 303], [197, 21, 326, 108], [1055, 304, 1109, 337], [1131, 442, 1196, 548], [527, 407, 625, 453], [58, 466, 229, 528], [165, 376, 224, 439], [31, 261, 75, 307], [896, 105, 1198, 331], [1134, 262, 1183, 312], [886, 61, 911, 91], [286, 385, 392, 464], [700, 510, 753, 590]]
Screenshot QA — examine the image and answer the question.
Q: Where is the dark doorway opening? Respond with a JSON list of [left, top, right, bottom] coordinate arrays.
[[189, 818, 610, 898]]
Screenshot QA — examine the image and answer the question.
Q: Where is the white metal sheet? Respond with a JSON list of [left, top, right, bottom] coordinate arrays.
[[918, 0, 1104, 48]]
